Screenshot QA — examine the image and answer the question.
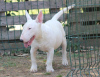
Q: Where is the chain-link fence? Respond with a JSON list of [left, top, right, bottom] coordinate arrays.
[[0, 0, 100, 77]]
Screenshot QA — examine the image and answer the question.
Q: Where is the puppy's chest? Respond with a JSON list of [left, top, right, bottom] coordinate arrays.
[[34, 39, 50, 52]]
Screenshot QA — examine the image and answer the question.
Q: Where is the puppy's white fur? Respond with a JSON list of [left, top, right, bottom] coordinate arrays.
[[20, 4, 75, 72]]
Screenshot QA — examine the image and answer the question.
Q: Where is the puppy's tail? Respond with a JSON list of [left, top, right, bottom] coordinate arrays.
[[52, 4, 75, 20]]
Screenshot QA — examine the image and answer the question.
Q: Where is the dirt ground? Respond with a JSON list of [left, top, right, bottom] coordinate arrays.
[[0, 53, 71, 77], [0, 51, 99, 77]]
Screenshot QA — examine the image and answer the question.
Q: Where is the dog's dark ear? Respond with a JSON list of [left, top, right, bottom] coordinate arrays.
[[25, 10, 32, 21], [36, 10, 43, 23]]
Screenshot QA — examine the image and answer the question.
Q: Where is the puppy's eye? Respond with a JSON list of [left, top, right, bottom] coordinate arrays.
[[28, 28, 31, 30]]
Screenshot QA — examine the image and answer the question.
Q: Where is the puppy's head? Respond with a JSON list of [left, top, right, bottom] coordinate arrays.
[[20, 10, 43, 48]]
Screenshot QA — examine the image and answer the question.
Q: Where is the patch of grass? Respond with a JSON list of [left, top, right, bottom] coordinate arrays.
[[44, 72, 51, 75], [27, 56, 30, 60], [11, 50, 16, 54], [5, 56, 17, 60], [56, 74, 62, 77], [37, 56, 44, 59], [4, 52, 8, 56], [10, 56, 18, 59], [43, 59, 46, 63], [2, 61, 16, 67], [56, 66, 63, 69]]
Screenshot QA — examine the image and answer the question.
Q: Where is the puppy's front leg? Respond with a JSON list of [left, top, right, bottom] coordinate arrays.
[[30, 48, 37, 72], [46, 48, 54, 72]]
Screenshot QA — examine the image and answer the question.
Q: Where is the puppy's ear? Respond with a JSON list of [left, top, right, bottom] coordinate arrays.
[[36, 10, 43, 23], [25, 10, 32, 21]]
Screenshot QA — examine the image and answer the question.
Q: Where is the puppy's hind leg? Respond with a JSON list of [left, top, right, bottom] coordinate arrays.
[[46, 48, 54, 72], [62, 37, 68, 65]]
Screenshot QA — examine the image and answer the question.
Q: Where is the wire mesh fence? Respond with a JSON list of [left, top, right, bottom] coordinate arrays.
[[0, 0, 100, 77], [66, 0, 100, 76]]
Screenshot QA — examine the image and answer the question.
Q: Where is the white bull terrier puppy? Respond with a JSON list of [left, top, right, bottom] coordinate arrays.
[[20, 4, 75, 72]]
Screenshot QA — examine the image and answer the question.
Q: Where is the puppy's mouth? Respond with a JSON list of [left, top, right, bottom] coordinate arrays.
[[24, 35, 35, 48]]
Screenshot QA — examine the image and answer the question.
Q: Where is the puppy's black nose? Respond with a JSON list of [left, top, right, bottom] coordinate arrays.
[[20, 39, 23, 42]]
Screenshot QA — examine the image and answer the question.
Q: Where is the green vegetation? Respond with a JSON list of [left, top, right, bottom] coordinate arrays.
[[2, 61, 16, 67], [56, 74, 62, 77], [6, 9, 49, 16], [44, 72, 51, 75], [37, 56, 44, 59], [43, 59, 46, 63]]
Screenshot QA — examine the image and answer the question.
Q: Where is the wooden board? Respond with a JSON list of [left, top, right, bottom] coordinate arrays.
[[0, 13, 66, 26], [69, 23, 100, 35], [66, 0, 100, 8], [81, 38, 100, 46], [70, 38, 100, 47], [0, 30, 22, 40], [68, 11, 100, 23], [0, 42, 24, 51], [49, 0, 66, 13], [0, 0, 65, 12], [68, 23, 84, 35]]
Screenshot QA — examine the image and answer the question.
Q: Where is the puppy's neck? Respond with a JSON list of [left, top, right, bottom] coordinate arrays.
[[35, 24, 42, 40]]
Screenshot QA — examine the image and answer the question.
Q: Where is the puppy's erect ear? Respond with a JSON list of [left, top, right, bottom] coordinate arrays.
[[25, 10, 32, 21], [36, 10, 43, 23]]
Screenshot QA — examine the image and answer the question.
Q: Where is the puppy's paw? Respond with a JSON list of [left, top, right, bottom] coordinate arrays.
[[46, 66, 54, 72], [62, 60, 68, 66], [30, 65, 37, 73]]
